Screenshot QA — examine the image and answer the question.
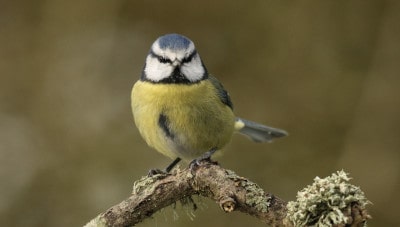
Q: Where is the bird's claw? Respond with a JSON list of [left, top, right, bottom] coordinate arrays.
[[147, 168, 167, 177], [189, 148, 218, 171]]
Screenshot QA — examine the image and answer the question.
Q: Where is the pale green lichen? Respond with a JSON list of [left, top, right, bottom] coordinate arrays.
[[286, 170, 371, 227], [132, 173, 167, 195], [226, 169, 270, 213], [244, 183, 271, 213]]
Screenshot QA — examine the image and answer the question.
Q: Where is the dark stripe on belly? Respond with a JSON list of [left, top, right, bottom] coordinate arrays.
[[158, 113, 175, 139]]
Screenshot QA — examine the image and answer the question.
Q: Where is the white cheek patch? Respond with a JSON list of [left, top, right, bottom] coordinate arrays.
[[144, 56, 174, 82], [180, 55, 205, 82]]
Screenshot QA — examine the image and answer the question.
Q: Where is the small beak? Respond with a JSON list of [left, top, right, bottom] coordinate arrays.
[[172, 59, 181, 66]]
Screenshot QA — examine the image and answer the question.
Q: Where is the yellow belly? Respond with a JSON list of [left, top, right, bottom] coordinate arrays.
[[131, 80, 235, 161]]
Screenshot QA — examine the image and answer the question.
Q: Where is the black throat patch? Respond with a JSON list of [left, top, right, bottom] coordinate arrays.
[[159, 67, 192, 84]]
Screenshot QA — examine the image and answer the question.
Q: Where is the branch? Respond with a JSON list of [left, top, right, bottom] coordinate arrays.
[[84, 162, 371, 227]]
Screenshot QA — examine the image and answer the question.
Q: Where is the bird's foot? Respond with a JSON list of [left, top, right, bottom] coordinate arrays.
[[189, 148, 218, 171], [147, 157, 182, 177], [147, 168, 167, 177]]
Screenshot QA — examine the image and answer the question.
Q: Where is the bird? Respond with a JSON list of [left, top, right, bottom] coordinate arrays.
[[131, 33, 287, 172]]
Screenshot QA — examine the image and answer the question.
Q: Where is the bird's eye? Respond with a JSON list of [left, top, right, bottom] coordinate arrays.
[[181, 57, 191, 64], [182, 51, 197, 64], [158, 57, 171, 64]]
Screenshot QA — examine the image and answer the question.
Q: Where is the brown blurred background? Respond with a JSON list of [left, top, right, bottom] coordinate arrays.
[[1, 0, 399, 226]]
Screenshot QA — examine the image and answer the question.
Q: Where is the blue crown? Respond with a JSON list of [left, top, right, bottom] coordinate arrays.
[[157, 34, 192, 50]]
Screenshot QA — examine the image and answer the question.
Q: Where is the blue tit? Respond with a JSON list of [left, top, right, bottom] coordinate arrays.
[[131, 33, 287, 172]]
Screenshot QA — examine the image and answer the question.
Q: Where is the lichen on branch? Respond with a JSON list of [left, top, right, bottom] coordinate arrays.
[[286, 170, 371, 227], [84, 163, 371, 227]]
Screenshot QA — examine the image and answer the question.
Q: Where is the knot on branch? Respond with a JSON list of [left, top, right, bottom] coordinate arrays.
[[219, 196, 236, 212]]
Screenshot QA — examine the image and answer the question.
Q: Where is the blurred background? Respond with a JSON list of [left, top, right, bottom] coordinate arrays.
[[1, 0, 399, 226]]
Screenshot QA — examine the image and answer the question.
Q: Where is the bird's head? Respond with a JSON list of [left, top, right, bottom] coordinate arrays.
[[142, 34, 207, 83]]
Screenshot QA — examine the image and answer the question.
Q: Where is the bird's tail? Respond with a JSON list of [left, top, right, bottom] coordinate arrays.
[[235, 117, 288, 142]]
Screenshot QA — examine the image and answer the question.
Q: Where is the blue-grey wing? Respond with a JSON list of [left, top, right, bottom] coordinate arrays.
[[209, 75, 233, 110]]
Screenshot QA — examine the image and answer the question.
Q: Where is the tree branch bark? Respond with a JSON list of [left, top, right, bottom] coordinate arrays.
[[84, 162, 370, 227]]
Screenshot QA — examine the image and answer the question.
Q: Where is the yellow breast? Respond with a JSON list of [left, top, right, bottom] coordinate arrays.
[[131, 80, 235, 161]]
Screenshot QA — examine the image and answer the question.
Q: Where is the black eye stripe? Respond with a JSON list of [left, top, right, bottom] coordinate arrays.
[[149, 51, 172, 64], [149, 50, 198, 64], [182, 50, 197, 64], [158, 57, 171, 63]]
